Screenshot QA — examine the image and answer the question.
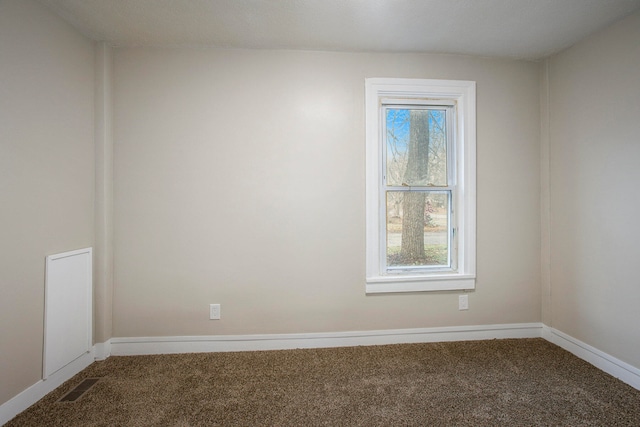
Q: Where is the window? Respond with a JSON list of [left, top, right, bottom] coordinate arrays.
[[365, 78, 476, 293]]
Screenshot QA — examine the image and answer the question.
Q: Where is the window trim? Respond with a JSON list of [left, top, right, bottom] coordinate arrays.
[[365, 78, 476, 294]]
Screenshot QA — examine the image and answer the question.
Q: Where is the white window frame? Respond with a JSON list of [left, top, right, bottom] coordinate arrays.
[[365, 78, 476, 293]]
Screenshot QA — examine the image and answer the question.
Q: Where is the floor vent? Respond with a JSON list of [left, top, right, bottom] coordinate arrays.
[[58, 378, 100, 402]]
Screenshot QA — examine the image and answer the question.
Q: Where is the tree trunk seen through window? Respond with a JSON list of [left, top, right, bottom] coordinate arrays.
[[400, 110, 429, 263]]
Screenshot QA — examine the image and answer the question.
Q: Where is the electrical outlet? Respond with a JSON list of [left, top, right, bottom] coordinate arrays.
[[209, 304, 221, 320], [458, 295, 469, 310]]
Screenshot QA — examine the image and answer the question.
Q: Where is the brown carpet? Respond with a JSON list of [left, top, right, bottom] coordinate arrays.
[[7, 338, 640, 426]]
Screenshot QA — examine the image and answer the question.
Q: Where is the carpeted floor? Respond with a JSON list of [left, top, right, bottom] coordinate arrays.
[[6, 338, 640, 426]]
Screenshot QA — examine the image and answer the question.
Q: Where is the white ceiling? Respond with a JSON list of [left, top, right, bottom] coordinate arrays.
[[39, 0, 640, 60]]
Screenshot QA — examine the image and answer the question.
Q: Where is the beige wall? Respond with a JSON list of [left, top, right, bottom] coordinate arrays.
[[112, 48, 541, 337], [0, 0, 95, 406], [546, 11, 640, 368]]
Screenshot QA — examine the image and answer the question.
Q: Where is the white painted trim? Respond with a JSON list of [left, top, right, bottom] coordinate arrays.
[[366, 276, 476, 293], [365, 78, 476, 293], [541, 324, 553, 341], [94, 339, 112, 361], [545, 327, 640, 390], [110, 323, 544, 356], [43, 247, 93, 379], [0, 348, 95, 426]]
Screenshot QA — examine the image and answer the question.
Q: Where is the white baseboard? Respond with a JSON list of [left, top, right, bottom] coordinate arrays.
[[94, 339, 112, 360], [0, 350, 94, 426], [541, 323, 553, 341], [110, 323, 544, 356], [545, 326, 640, 390]]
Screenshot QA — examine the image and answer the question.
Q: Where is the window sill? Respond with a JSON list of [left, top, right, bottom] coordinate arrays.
[[366, 274, 475, 294]]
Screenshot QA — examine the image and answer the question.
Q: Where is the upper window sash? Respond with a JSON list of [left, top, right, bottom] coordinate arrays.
[[381, 103, 456, 189]]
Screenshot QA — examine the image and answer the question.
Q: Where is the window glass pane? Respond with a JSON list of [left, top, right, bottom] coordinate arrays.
[[385, 108, 448, 187], [386, 191, 449, 268]]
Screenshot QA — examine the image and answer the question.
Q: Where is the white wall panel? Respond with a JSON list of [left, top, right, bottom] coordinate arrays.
[[44, 248, 92, 379]]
